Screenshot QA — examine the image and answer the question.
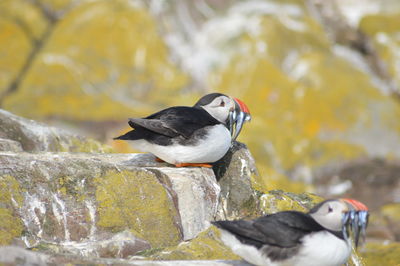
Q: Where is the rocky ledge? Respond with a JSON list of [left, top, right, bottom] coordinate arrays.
[[0, 109, 369, 265]]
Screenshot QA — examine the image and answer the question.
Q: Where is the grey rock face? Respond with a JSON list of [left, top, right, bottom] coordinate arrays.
[[213, 142, 263, 220], [154, 167, 220, 240], [0, 109, 111, 152], [0, 246, 49, 265], [0, 149, 254, 255], [0, 152, 215, 246], [0, 138, 23, 152]]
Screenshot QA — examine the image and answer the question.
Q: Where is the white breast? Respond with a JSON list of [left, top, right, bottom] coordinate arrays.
[[129, 124, 231, 164], [287, 231, 351, 266]]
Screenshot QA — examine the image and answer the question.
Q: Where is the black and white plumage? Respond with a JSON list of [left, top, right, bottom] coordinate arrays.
[[114, 93, 251, 167], [213, 198, 369, 266]]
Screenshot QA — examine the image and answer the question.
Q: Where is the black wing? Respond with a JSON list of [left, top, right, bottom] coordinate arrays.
[[213, 211, 324, 248], [213, 211, 324, 261], [114, 106, 220, 143], [140, 106, 220, 138]]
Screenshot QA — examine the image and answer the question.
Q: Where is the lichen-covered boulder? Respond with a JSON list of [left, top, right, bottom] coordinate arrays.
[[259, 190, 323, 214], [361, 242, 400, 266], [155, 167, 220, 240], [0, 109, 112, 152], [1, 152, 216, 251], [0, 153, 187, 253], [149, 227, 240, 261], [213, 142, 265, 220]]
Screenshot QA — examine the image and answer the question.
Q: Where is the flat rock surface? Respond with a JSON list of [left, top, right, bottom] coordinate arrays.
[[0, 246, 253, 265], [0, 151, 219, 250]]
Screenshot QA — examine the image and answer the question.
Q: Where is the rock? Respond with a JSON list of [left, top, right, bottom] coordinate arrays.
[[367, 203, 400, 242], [361, 242, 400, 266], [259, 190, 323, 214], [314, 158, 400, 242], [0, 150, 241, 254], [0, 246, 48, 265], [37, 230, 151, 259], [0, 138, 22, 152], [0, 152, 184, 248], [0, 246, 251, 265], [149, 227, 240, 261], [155, 167, 219, 240], [380, 204, 400, 241], [213, 142, 265, 220], [0, 109, 112, 152], [315, 158, 400, 210]]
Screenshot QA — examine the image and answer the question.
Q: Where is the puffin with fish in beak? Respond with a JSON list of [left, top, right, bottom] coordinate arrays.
[[114, 93, 251, 167], [213, 198, 369, 266]]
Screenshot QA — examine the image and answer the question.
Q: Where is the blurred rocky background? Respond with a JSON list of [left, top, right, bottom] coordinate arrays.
[[1, 0, 400, 264]]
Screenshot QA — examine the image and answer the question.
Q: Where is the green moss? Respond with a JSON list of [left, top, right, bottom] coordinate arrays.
[[151, 227, 240, 260], [361, 242, 400, 265], [260, 190, 322, 213], [0, 175, 24, 244], [94, 170, 181, 247]]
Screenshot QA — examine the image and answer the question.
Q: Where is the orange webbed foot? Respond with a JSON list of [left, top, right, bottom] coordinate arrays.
[[174, 163, 213, 168], [155, 157, 165, 163]]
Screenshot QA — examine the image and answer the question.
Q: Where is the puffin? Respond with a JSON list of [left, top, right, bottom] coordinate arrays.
[[114, 93, 251, 167], [212, 198, 369, 266]]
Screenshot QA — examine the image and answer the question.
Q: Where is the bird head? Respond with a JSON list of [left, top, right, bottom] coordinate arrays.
[[194, 93, 251, 140], [309, 198, 369, 248]]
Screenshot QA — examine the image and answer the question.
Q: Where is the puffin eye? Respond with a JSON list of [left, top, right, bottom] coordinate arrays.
[[220, 101, 225, 107], [328, 206, 333, 213]]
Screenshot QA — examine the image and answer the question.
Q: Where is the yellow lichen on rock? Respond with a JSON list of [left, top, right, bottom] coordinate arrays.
[[260, 190, 322, 214], [151, 226, 240, 260], [361, 242, 400, 266], [381, 203, 400, 221], [58, 137, 114, 153], [0, 175, 24, 245], [94, 170, 182, 247], [208, 12, 398, 191], [2, 0, 188, 120], [360, 13, 400, 93], [0, 208, 23, 245]]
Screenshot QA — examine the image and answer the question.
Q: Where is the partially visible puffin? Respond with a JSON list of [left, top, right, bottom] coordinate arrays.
[[114, 93, 251, 167], [213, 198, 369, 266]]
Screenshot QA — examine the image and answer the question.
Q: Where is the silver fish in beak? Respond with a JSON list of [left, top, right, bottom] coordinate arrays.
[[341, 198, 369, 248], [229, 97, 251, 141]]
